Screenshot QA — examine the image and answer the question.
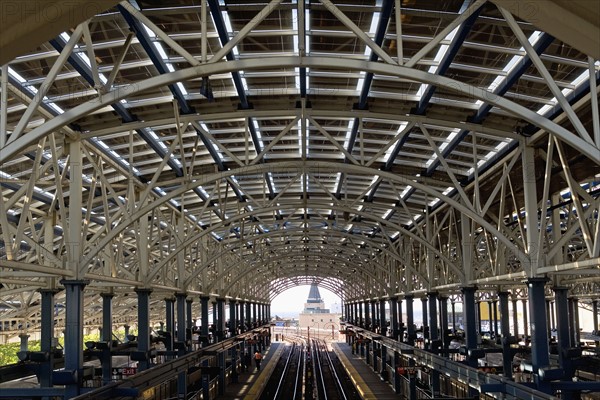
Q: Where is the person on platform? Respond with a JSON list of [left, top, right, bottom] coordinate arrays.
[[254, 350, 263, 371]]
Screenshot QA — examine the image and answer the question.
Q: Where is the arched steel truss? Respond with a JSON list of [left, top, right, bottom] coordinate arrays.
[[0, 0, 599, 339]]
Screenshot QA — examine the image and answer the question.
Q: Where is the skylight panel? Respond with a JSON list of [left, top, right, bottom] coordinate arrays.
[[383, 122, 408, 162], [424, 128, 460, 168]]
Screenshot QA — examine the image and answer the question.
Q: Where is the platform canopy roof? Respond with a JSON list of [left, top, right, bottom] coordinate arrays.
[[0, 0, 599, 334]]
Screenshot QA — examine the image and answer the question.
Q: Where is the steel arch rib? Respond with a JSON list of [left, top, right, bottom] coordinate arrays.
[[2, 56, 598, 163], [180, 218, 431, 289], [213, 252, 400, 295], [76, 161, 527, 284]]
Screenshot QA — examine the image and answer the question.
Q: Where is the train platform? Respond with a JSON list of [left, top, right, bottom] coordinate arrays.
[[332, 342, 398, 400], [218, 342, 284, 400]]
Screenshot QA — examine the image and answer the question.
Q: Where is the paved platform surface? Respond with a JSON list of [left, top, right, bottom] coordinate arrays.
[[332, 342, 399, 399], [218, 342, 283, 400]]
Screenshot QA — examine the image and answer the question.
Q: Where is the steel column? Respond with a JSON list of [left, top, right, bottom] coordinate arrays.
[[217, 298, 226, 342], [572, 298, 580, 346], [136, 289, 152, 371], [421, 297, 428, 343], [39, 289, 59, 392], [371, 301, 377, 332], [239, 301, 245, 332], [498, 292, 512, 379], [512, 298, 519, 338], [362, 301, 367, 329], [390, 297, 399, 341], [527, 278, 551, 393], [593, 300, 599, 343], [398, 298, 404, 341], [522, 299, 529, 339], [176, 293, 188, 399], [229, 301, 238, 383], [451, 301, 456, 333], [461, 287, 478, 368], [439, 296, 448, 351], [61, 279, 87, 399], [165, 297, 175, 356], [252, 302, 257, 327], [230, 301, 237, 336], [100, 292, 113, 385], [406, 295, 415, 346], [245, 301, 251, 329], [186, 299, 194, 332], [492, 299, 499, 339], [200, 296, 210, 347], [380, 299, 386, 336], [554, 287, 573, 378], [428, 292, 439, 345]]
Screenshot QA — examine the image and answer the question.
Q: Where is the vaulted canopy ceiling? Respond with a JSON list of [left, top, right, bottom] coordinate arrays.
[[0, 0, 599, 333]]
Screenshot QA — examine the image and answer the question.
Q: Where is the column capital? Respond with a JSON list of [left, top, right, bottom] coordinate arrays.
[[403, 294, 414, 300], [164, 296, 175, 302], [100, 292, 114, 299], [525, 277, 549, 285], [186, 298, 194, 304], [427, 291, 439, 297], [38, 288, 61, 294], [134, 287, 153, 294], [552, 286, 569, 291], [460, 285, 477, 292], [60, 279, 89, 287], [175, 292, 188, 298]]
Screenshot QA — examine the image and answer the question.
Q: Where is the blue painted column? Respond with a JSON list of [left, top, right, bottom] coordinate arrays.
[[439, 296, 449, 351], [245, 301, 251, 330], [554, 287, 573, 378], [461, 286, 478, 368], [186, 298, 193, 351], [230, 301, 237, 336], [487, 301, 493, 337], [176, 293, 188, 399], [428, 292, 439, 346], [61, 279, 88, 399], [100, 292, 114, 385], [165, 297, 175, 357], [39, 289, 59, 391], [451, 300, 456, 333], [230, 301, 238, 383], [363, 301, 369, 329], [371, 301, 377, 332], [200, 296, 210, 347], [421, 297, 428, 345], [238, 301, 245, 332], [593, 300, 599, 345], [527, 278, 550, 393], [252, 302, 257, 327], [427, 292, 440, 396], [212, 301, 218, 339], [390, 297, 399, 341], [498, 291, 512, 379], [405, 295, 415, 346], [217, 298, 226, 342], [136, 288, 152, 371], [379, 299, 387, 336], [398, 298, 404, 341], [572, 298, 580, 346], [353, 302, 358, 325]]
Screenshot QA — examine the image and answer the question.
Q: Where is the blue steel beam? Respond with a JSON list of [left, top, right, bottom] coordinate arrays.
[[335, 0, 394, 199], [366, 2, 481, 203], [424, 32, 555, 177], [51, 32, 229, 218], [118, 4, 232, 175], [207, 0, 275, 196], [413, 2, 483, 116]]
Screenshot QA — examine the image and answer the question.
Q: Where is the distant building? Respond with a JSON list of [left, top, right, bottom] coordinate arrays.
[[298, 284, 342, 338]]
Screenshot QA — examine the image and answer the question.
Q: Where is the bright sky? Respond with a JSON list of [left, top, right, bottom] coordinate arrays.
[[270, 285, 342, 317]]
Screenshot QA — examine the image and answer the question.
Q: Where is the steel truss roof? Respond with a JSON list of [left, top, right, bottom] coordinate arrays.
[[0, 0, 599, 336]]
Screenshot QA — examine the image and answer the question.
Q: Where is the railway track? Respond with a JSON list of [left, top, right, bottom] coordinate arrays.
[[310, 339, 360, 400], [260, 341, 304, 400]]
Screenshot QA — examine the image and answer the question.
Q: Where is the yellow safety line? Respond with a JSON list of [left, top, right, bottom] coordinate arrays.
[[243, 344, 286, 400], [332, 343, 378, 400]]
